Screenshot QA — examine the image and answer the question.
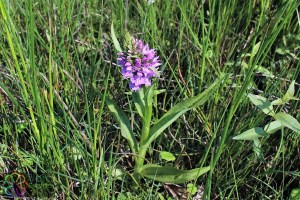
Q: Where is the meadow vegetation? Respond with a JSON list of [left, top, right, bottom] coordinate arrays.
[[0, 0, 299, 199]]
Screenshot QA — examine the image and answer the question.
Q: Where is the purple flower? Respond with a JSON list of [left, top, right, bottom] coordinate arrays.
[[117, 38, 161, 91]]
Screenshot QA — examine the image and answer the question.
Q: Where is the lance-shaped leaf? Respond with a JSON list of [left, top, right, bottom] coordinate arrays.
[[271, 98, 285, 106], [145, 85, 155, 107], [140, 164, 210, 184], [132, 85, 154, 118], [106, 97, 138, 154], [248, 94, 275, 116], [274, 112, 300, 134], [283, 80, 299, 101], [272, 80, 299, 105], [145, 74, 226, 147], [132, 89, 145, 118], [111, 22, 122, 52], [264, 120, 284, 134], [233, 127, 268, 140]]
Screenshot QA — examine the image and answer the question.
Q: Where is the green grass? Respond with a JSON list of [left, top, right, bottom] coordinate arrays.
[[0, 0, 299, 199]]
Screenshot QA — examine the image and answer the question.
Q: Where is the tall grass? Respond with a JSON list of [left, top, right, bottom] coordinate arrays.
[[0, 0, 299, 199]]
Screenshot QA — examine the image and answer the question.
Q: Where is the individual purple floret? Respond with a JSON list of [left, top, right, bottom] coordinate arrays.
[[117, 38, 161, 91]]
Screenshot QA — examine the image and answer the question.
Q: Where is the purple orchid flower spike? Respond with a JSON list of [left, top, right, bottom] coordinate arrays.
[[117, 37, 161, 91]]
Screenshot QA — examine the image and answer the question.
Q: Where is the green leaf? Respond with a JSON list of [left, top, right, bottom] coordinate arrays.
[[111, 22, 122, 52], [271, 98, 285, 105], [146, 74, 226, 147], [248, 94, 275, 116], [154, 89, 166, 95], [256, 66, 274, 78], [283, 80, 299, 101], [233, 127, 268, 140], [112, 165, 126, 181], [273, 81, 299, 105], [274, 112, 300, 134], [187, 183, 197, 195], [290, 188, 300, 200], [160, 151, 176, 161], [252, 42, 261, 57], [264, 120, 284, 134], [132, 89, 145, 118], [106, 97, 138, 154], [284, 80, 295, 98], [157, 193, 165, 200], [275, 48, 286, 55], [140, 164, 210, 184], [145, 85, 155, 107]]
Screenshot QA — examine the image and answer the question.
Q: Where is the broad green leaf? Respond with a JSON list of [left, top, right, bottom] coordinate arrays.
[[252, 42, 261, 57], [241, 60, 248, 69], [275, 48, 286, 55], [264, 120, 284, 134], [112, 165, 126, 181], [132, 89, 145, 118], [106, 97, 138, 154], [140, 164, 210, 184], [233, 127, 267, 140], [154, 89, 166, 95], [272, 97, 299, 106], [283, 80, 299, 101], [256, 66, 274, 78], [284, 80, 295, 98], [274, 112, 300, 134], [271, 98, 285, 105], [288, 96, 300, 101], [272, 81, 299, 105], [160, 151, 175, 161], [187, 183, 197, 195], [290, 188, 300, 200], [248, 94, 275, 116], [111, 22, 122, 52], [146, 74, 226, 147]]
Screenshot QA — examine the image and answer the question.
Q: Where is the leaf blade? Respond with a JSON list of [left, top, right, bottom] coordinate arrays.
[[132, 89, 145, 118], [146, 74, 226, 147], [248, 94, 275, 116], [140, 164, 210, 184], [264, 120, 284, 134], [233, 127, 267, 140], [111, 22, 122, 52], [160, 151, 176, 161], [274, 112, 300, 134], [106, 97, 138, 154]]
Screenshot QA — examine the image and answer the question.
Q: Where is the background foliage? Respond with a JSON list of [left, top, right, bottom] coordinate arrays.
[[0, 0, 299, 199]]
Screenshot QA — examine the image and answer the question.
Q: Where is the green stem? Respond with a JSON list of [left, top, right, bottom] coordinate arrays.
[[135, 102, 152, 167], [140, 102, 152, 144], [133, 87, 153, 182]]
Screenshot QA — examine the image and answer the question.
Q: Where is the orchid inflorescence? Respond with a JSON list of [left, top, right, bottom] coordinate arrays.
[[117, 37, 161, 91]]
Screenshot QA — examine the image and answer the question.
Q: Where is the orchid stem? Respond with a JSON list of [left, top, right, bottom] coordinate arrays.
[[133, 87, 153, 184]]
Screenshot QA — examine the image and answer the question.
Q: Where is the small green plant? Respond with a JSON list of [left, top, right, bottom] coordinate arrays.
[[233, 80, 300, 143], [107, 24, 225, 186]]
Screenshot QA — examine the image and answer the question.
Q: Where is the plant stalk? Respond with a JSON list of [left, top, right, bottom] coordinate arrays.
[[133, 87, 153, 183]]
